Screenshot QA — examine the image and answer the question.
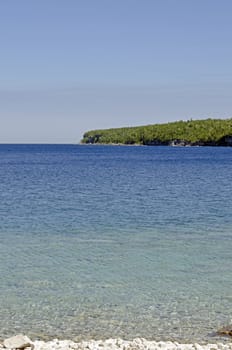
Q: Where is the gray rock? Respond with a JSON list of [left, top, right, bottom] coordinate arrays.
[[3, 335, 32, 349]]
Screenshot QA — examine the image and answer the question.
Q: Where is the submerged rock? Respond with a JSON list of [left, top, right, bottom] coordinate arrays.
[[217, 326, 232, 337]]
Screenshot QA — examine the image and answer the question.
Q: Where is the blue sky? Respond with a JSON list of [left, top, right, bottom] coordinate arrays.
[[1, 0, 232, 143]]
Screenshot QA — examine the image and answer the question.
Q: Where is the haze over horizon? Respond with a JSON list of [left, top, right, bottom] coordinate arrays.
[[1, 0, 232, 143]]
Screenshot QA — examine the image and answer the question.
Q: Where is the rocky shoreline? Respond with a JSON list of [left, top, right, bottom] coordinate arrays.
[[1, 335, 232, 350]]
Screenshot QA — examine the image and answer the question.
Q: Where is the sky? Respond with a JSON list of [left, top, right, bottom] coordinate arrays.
[[1, 0, 232, 143]]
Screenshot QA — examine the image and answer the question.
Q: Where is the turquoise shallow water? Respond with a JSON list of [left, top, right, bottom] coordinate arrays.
[[0, 144, 232, 342]]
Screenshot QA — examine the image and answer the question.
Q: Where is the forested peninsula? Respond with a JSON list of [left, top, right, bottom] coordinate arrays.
[[81, 118, 232, 146]]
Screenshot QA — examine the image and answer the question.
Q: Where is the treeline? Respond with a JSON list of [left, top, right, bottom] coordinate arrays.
[[81, 118, 232, 146]]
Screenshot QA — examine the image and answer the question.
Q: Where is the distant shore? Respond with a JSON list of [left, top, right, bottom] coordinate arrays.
[[79, 141, 231, 147], [81, 118, 232, 146]]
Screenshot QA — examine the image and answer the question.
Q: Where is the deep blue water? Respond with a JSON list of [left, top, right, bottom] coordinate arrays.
[[0, 144, 232, 342]]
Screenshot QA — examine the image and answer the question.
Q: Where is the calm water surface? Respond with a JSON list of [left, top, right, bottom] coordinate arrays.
[[0, 145, 232, 342]]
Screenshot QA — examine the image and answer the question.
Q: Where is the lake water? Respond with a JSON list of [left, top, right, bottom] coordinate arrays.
[[0, 144, 232, 343]]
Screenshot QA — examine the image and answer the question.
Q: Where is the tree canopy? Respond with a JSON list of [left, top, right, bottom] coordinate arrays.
[[81, 118, 232, 146]]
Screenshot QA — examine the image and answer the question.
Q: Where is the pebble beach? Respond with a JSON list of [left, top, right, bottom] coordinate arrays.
[[1, 336, 232, 350]]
